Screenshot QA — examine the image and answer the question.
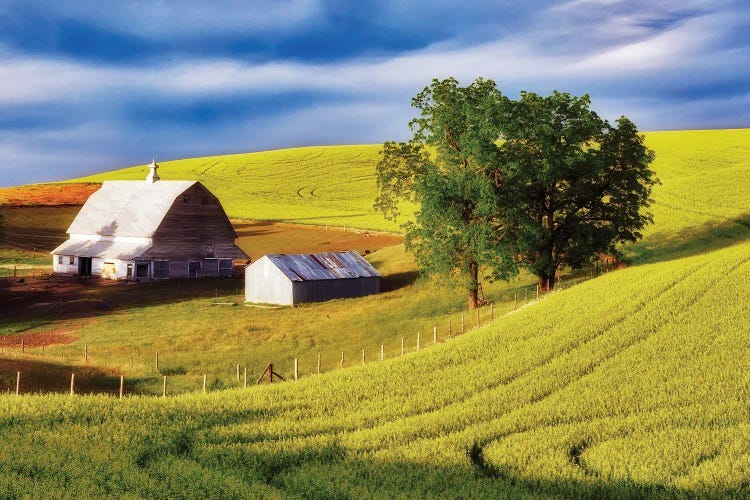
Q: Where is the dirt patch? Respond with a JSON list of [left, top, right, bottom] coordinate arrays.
[[0, 325, 80, 348], [233, 220, 403, 260]]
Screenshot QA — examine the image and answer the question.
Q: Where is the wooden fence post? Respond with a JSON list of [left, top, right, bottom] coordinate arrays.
[[380, 344, 384, 361], [21, 338, 24, 353], [433, 326, 437, 344], [340, 352, 344, 369], [85, 344, 88, 363], [417, 332, 420, 351], [294, 358, 298, 381], [236, 364, 240, 381], [70, 373, 75, 395], [514, 291, 517, 310], [536, 283, 539, 300], [361, 349, 365, 365], [155, 351, 159, 372], [317, 353, 321, 374], [119, 375, 124, 399], [15, 371, 20, 395], [162, 375, 167, 397], [203, 374, 207, 393], [268, 364, 273, 384], [244, 367, 247, 388]]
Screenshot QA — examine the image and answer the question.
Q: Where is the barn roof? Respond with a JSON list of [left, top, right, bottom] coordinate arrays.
[[50, 239, 152, 260], [263, 251, 381, 281], [66, 180, 198, 237]]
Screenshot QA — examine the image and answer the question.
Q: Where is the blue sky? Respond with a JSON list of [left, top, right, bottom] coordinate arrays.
[[0, 0, 748, 187]]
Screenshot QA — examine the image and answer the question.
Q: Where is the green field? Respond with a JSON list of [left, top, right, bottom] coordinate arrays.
[[1, 129, 749, 497], [72, 145, 415, 232]]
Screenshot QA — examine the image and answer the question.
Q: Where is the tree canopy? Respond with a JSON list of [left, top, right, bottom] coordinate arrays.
[[375, 78, 656, 308]]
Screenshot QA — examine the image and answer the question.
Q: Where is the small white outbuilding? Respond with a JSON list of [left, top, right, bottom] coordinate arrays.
[[245, 251, 381, 305]]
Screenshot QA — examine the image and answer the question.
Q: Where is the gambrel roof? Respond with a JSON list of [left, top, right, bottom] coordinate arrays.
[[66, 180, 198, 237], [261, 251, 381, 282]]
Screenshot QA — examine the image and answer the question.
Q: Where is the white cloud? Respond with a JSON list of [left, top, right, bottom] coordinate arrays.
[[0, 1, 742, 107], [0, 0, 747, 186]]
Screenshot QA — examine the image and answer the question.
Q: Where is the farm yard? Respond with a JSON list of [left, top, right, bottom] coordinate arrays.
[[0, 129, 749, 497]]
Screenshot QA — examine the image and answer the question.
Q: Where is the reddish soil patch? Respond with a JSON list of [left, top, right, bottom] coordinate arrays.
[[0, 182, 100, 206], [0, 325, 80, 348]]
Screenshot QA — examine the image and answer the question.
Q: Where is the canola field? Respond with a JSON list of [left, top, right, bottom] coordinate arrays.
[[0, 239, 748, 497], [2, 129, 750, 497]]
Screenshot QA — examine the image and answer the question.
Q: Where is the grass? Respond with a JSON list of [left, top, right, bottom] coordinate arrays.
[[1, 129, 750, 496], [70, 145, 416, 232], [0, 238, 748, 497], [1, 244, 541, 395]]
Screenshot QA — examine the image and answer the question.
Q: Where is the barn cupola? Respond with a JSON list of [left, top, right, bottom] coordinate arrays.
[[146, 158, 160, 184]]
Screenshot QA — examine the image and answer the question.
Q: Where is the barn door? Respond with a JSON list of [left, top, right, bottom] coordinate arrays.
[[189, 261, 200, 278], [78, 257, 92, 277]]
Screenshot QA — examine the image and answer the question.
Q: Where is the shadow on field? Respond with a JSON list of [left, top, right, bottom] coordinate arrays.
[[380, 271, 419, 292], [90, 436, 744, 499], [0, 275, 245, 323], [0, 357, 122, 395], [629, 213, 750, 264]]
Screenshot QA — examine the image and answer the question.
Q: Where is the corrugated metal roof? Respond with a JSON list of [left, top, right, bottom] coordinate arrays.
[[67, 180, 197, 237], [50, 239, 152, 259], [265, 251, 381, 281]]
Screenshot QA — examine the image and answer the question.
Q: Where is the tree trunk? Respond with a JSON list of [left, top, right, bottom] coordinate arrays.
[[467, 260, 479, 309], [538, 269, 556, 291]]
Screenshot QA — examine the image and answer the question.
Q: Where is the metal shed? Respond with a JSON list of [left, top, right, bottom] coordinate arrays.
[[245, 251, 381, 305]]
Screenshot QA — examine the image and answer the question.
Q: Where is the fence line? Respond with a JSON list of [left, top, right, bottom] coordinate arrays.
[[1, 262, 610, 397]]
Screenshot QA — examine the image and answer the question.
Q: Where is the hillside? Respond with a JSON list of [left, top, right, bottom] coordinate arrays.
[[71, 145, 412, 233], [0, 237, 748, 497], [1, 129, 749, 496]]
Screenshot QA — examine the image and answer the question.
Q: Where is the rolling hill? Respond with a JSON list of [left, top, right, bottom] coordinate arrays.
[[1, 129, 750, 497], [71, 145, 411, 233]]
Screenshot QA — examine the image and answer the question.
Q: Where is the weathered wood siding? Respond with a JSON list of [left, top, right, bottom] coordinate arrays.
[[143, 184, 243, 260]]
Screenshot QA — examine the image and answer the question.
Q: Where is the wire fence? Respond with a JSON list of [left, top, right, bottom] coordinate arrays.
[[1, 259, 621, 397]]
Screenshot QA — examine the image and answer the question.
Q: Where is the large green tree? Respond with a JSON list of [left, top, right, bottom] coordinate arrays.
[[375, 78, 515, 309], [499, 91, 657, 289], [376, 78, 656, 306]]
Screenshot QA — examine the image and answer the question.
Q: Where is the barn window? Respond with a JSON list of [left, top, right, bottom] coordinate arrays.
[[69, 256, 75, 265], [126, 263, 133, 278], [219, 259, 233, 277], [183, 195, 190, 203], [206, 243, 215, 257], [153, 260, 170, 279], [58, 255, 63, 264]]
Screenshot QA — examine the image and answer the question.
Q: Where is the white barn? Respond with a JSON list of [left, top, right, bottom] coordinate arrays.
[[51, 160, 247, 280], [245, 251, 381, 305]]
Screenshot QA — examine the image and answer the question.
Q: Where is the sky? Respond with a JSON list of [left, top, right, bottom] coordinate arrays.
[[0, 0, 748, 187]]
